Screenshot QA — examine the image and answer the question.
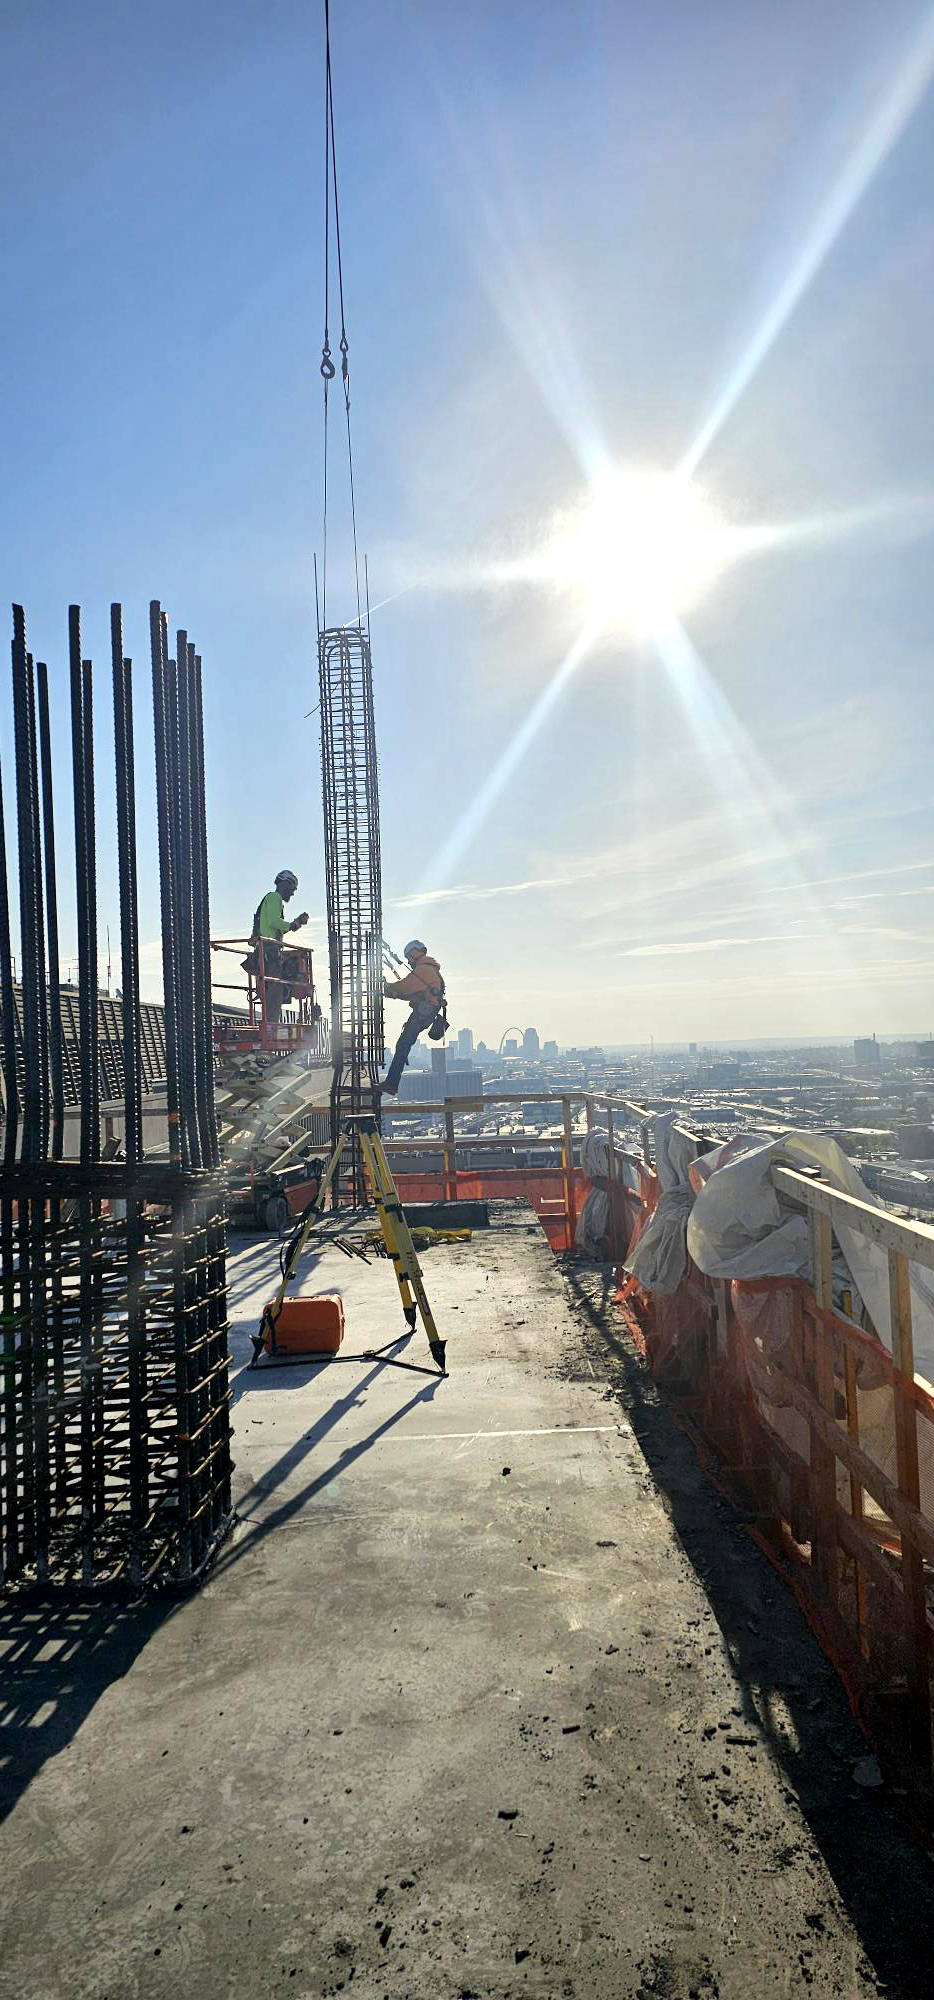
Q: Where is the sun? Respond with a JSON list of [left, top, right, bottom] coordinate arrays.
[[539, 465, 728, 638]]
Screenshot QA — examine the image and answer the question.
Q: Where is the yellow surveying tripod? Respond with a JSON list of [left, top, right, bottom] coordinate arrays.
[[252, 1114, 447, 1375]]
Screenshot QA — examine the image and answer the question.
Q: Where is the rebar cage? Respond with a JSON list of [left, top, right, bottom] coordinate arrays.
[[0, 602, 232, 1590], [318, 625, 384, 1196]]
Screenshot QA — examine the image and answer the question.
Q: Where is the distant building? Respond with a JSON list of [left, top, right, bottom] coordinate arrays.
[[854, 1035, 881, 1072], [689, 1042, 698, 1057], [395, 1062, 482, 1104], [503, 1038, 518, 1056], [917, 1042, 934, 1069], [523, 1027, 540, 1056], [445, 1067, 483, 1100], [457, 1027, 474, 1057], [897, 1123, 934, 1160], [543, 1040, 558, 1057]]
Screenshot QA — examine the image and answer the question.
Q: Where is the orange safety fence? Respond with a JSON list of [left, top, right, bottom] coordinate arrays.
[[394, 1167, 588, 1252], [613, 1162, 934, 1778]]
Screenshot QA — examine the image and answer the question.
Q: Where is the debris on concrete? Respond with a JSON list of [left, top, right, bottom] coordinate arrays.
[[2, 1209, 931, 2000]]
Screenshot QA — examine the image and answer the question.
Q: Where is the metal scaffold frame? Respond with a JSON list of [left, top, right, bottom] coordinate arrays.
[[0, 600, 232, 1592], [318, 623, 383, 1199]]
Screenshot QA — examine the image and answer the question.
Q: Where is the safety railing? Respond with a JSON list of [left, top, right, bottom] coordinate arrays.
[[613, 1126, 934, 1774], [380, 1089, 653, 1248], [763, 1168, 934, 1760], [382, 1086, 934, 1769]]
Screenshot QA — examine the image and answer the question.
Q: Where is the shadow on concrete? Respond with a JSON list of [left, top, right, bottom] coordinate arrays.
[[0, 1592, 172, 1825], [224, 1234, 285, 1306], [221, 1352, 442, 1572], [562, 1259, 933, 2000], [228, 1323, 442, 1407]]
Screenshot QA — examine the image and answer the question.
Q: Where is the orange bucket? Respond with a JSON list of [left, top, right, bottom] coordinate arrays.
[[264, 1293, 345, 1355]]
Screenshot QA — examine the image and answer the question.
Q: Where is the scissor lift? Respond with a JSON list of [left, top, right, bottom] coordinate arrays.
[[211, 936, 332, 1229]]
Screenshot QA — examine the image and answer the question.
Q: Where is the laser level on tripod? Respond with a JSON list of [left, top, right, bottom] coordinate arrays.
[[252, 1114, 447, 1375]]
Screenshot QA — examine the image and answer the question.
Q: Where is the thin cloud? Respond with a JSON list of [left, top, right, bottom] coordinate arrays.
[[620, 931, 825, 959], [391, 871, 582, 910], [762, 859, 934, 895]]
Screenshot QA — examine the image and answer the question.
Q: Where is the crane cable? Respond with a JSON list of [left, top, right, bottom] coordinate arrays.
[[320, 0, 362, 632]]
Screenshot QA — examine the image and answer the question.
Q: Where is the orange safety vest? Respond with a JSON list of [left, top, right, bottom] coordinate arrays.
[[386, 955, 444, 1006]]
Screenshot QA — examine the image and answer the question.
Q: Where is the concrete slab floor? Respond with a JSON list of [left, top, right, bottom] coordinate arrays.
[[1, 1203, 931, 2000]]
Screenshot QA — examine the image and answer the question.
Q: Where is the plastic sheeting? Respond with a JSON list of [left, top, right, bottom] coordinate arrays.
[[686, 1130, 934, 1387], [624, 1112, 702, 1297], [620, 1115, 934, 1565], [730, 1276, 934, 1520], [575, 1128, 642, 1259]]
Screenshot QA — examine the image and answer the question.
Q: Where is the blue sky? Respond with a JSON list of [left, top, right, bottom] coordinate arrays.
[[2, 0, 934, 1045]]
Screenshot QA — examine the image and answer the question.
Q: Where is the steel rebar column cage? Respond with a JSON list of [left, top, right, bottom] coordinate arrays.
[[318, 625, 383, 1182]]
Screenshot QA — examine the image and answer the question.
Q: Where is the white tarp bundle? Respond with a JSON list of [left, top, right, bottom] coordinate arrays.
[[623, 1112, 702, 1296], [574, 1127, 641, 1258], [626, 1116, 934, 1514], [686, 1129, 934, 1388]]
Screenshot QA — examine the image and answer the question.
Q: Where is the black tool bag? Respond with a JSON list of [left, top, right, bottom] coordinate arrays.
[[427, 980, 449, 1041]]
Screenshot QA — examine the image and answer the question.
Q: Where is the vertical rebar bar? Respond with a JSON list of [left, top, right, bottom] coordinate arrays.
[[150, 603, 184, 1168], [0, 752, 18, 1578], [171, 634, 200, 1168], [69, 608, 97, 1567], [11, 615, 44, 1565], [112, 605, 148, 1572], [37, 663, 67, 1521], [191, 652, 219, 1170], [36, 665, 64, 1160]]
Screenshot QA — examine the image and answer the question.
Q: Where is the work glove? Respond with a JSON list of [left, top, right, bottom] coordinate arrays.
[[291, 912, 309, 930]]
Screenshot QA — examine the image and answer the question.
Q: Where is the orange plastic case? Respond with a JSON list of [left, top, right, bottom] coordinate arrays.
[[264, 1294, 345, 1354]]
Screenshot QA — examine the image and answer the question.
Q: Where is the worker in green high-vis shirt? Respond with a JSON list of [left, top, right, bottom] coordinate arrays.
[[249, 869, 309, 1024]]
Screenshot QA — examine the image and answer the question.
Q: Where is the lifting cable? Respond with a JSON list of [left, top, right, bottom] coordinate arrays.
[[320, 0, 362, 633]]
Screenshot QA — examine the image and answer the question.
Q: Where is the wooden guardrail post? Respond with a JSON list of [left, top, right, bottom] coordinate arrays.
[[561, 1096, 574, 1250], [605, 1102, 619, 1262], [842, 1344, 869, 1660], [443, 1104, 456, 1205], [809, 1209, 839, 1611], [888, 1247, 931, 1763]]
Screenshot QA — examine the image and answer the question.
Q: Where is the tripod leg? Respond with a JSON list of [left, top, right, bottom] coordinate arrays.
[[360, 1131, 416, 1329], [360, 1127, 446, 1372], [397, 1242, 446, 1372], [354, 1117, 446, 1371], [252, 1131, 345, 1361]]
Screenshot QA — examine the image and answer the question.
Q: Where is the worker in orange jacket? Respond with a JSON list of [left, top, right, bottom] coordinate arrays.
[[382, 940, 445, 1095]]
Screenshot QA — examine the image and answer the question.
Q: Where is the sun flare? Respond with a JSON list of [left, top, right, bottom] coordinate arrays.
[[538, 466, 727, 638]]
